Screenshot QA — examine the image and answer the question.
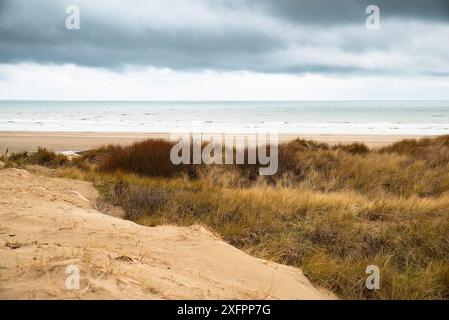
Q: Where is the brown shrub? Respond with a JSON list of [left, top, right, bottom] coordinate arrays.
[[99, 139, 194, 177]]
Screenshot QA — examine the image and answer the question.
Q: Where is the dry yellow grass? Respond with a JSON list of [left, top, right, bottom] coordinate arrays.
[[94, 175, 449, 299]]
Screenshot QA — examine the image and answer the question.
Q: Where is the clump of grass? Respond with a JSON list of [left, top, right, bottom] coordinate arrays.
[[97, 177, 170, 220], [333, 142, 369, 154], [5, 147, 68, 168], [8, 151, 29, 162], [78, 145, 118, 163], [30, 147, 68, 166], [380, 135, 449, 167]]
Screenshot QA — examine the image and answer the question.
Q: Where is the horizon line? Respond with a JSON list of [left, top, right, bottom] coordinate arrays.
[[2, 99, 449, 102]]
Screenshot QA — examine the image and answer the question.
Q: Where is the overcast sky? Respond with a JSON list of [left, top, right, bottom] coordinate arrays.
[[0, 0, 449, 100]]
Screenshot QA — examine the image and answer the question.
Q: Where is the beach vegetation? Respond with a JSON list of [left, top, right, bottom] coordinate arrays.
[[5, 135, 449, 299]]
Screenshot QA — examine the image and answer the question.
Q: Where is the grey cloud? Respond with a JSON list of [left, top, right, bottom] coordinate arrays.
[[0, 0, 448, 76], [1, 24, 283, 70], [254, 0, 449, 24], [0, 0, 285, 70]]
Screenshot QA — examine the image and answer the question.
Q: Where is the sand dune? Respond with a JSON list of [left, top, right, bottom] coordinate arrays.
[[0, 168, 333, 299]]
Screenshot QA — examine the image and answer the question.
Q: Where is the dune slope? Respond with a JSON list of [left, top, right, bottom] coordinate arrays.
[[0, 168, 332, 299]]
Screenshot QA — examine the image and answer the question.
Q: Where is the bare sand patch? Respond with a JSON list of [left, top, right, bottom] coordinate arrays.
[[0, 168, 333, 299]]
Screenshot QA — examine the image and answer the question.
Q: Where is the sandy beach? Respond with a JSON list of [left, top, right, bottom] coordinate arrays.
[[0, 131, 434, 154]]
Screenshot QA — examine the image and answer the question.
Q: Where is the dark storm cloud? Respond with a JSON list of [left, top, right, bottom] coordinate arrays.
[[0, 20, 284, 70], [0, 0, 448, 75], [0, 0, 285, 70], [254, 0, 449, 24]]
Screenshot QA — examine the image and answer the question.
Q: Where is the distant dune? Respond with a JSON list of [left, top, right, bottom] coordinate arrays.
[[0, 168, 333, 299]]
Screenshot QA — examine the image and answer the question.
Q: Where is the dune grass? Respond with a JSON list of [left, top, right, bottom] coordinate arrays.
[[5, 136, 449, 299], [88, 136, 449, 299], [91, 171, 449, 299], [5, 147, 68, 168]]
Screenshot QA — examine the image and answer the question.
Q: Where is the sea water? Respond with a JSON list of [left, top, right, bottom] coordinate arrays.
[[1, 100, 448, 135]]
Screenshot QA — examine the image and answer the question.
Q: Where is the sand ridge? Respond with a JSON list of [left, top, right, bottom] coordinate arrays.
[[0, 168, 334, 299]]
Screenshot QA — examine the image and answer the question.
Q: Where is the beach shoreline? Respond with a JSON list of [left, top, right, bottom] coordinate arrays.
[[0, 131, 437, 153]]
